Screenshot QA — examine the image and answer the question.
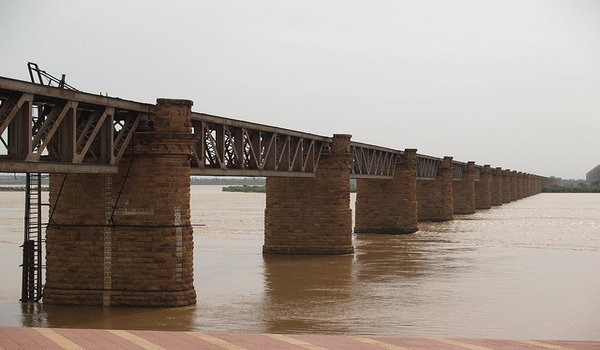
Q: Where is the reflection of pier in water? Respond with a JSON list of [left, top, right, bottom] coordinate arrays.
[[260, 221, 478, 335], [20, 302, 198, 331], [261, 254, 354, 334]]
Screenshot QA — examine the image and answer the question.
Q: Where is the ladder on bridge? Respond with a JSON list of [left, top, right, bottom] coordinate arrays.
[[20, 173, 46, 302], [20, 62, 72, 302]]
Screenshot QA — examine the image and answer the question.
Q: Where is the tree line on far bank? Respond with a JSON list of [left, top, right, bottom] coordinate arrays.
[[223, 184, 358, 193], [542, 184, 600, 193]]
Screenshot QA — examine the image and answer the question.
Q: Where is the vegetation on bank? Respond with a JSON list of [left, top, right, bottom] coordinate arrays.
[[222, 184, 358, 193], [222, 185, 266, 193], [542, 185, 600, 193], [191, 177, 266, 186]]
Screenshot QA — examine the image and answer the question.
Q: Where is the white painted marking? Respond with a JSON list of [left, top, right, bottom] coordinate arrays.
[[35, 328, 84, 350]]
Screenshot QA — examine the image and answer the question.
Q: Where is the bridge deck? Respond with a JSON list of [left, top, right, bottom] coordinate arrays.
[[0, 327, 597, 350]]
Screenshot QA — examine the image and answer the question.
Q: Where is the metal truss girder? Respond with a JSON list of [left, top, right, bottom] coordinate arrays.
[[452, 162, 466, 180], [0, 77, 148, 173], [191, 117, 329, 175], [2, 76, 540, 180], [417, 155, 441, 179], [350, 143, 399, 177], [0, 76, 153, 114]]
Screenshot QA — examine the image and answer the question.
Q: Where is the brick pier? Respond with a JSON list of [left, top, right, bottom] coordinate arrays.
[[417, 156, 454, 222], [490, 167, 503, 206], [453, 161, 476, 215], [502, 169, 512, 203], [475, 165, 492, 209], [354, 149, 418, 234], [44, 99, 197, 306], [263, 134, 354, 254]]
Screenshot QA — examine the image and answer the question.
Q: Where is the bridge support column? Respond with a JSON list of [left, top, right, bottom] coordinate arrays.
[[490, 167, 503, 206], [529, 175, 537, 196], [510, 171, 518, 201], [453, 161, 476, 214], [417, 156, 453, 222], [355, 149, 418, 234], [515, 172, 523, 199], [263, 134, 354, 254], [475, 165, 491, 209], [536, 177, 543, 193], [44, 99, 197, 306], [502, 169, 512, 203]]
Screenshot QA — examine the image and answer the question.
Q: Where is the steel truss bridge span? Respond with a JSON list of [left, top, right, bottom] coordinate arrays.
[[2, 76, 499, 179]]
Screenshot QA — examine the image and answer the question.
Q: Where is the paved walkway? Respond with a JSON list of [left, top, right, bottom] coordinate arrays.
[[0, 327, 598, 349]]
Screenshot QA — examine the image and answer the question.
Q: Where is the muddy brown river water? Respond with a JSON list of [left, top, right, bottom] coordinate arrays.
[[0, 186, 599, 340]]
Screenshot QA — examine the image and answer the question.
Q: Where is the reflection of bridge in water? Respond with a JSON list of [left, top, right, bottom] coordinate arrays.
[[0, 75, 552, 306]]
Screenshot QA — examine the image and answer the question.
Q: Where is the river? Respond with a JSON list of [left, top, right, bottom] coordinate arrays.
[[0, 186, 598, 340]]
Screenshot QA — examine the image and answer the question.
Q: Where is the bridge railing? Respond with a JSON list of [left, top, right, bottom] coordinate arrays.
[[0, 77, 152, 173]]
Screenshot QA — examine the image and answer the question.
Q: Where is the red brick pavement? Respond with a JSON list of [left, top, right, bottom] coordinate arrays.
[[0, 327, 598, 350]]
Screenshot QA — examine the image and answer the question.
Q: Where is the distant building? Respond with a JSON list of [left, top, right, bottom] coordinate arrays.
[[586, 164, 600, 185]]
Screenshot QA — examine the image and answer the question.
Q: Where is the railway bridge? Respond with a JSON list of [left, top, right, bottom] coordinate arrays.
[[0, 76, 548, 306]]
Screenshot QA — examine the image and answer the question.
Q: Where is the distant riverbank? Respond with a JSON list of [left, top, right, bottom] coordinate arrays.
[[542, 185, 600, 193], [222, 185, 266, 193]]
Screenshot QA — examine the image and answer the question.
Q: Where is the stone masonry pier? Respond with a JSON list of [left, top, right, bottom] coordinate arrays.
[[417, 156, 454, 222], [474, 165, 491, 209], [490, 167, 503, 206], [354, 149, 418, 234], [263, 134, 354, 254], [43, 99, 197, 306], [453, 161, 476, 215]]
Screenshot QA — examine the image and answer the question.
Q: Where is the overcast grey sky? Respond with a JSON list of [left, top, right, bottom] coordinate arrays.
[[2, 0, 599, 179]]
